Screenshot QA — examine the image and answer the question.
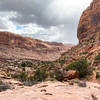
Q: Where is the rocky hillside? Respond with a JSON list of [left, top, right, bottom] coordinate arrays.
[[60, 0, 100, 66], [0, 31, 73, 61], [57, 0, 100, 82]]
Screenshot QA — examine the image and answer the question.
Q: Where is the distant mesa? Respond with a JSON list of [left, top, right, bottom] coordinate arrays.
[[0, 31, 73, 61]]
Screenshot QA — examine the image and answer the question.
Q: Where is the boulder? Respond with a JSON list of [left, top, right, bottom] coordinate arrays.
[[66, 70, 79, 79], [0, 71, 7, 77], [78, 81, 87, 87]]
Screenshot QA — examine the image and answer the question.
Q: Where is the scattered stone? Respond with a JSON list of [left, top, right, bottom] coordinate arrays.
[[91, 94, 97, 100], [44, 93, 53, 95], [0, 81, 100, 100], [38, 85, 48, 88], [94, 86, 100, 89], [78, 81, 87, 87], [41, 89, 47, 92], [0, 83, 11, 92], [69, 82, 74, 85]]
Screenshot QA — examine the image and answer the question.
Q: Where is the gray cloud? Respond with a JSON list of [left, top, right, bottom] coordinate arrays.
[[0, 18, 8, 29], [0, 0, 56, 27], [0, 0, 92, 44], [0, 0, 77, 27]]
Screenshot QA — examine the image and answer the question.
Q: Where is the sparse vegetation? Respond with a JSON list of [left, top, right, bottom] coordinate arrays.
[[53, 69, 64, 81], [20, 61, 33, 67], [95, 53, 100, 61], [65, 59, 92, 78], [80, 52, 88, 55], [96, 72, 100, 79], [33, 67, 48, 81], [0, 80, 11, 92], [12, 72, 28, 81]]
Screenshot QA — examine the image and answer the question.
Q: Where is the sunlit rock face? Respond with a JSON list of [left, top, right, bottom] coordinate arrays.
[[77, 0, 100, 43]]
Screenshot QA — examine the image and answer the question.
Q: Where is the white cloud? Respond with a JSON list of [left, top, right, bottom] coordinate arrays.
[[0, 0, 92, 44]]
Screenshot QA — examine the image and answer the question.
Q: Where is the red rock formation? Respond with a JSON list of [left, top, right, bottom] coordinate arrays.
[[77, 0, 100, 43], [0, 31, 73, 61], [66, 70, 79, 79], [60, 0, 100, 70]]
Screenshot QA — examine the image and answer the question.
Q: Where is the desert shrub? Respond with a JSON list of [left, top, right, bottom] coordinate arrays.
[[95, 53, 100, 61], [0, 80, 11, 92], [65, 59, 92, 78], [49, 71, 55, 78], [96, 72, 100, 79], [59, 59, 66, 67], [20, 61, 33, 67], [53, 69, 64, 81], [13, 61, 20, 67], [99, 38, 100, 41], [49, 69, 64, 81], [0, 80, 3, 85], [12, 72, 28, 81], [12, 73, 36, 86], [18, 72, 28, 81], [23, 76, 35, 86], [28, 76, 34, 82], [80, 52, 88, 55], [33, 68, 48, 81]]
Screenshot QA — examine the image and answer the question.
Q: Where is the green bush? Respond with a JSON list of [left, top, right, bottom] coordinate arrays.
[[12, 72, 28, 81], [80, 52, 88, 55], [0, 80, 11, 92], [49, 69, 64, 81], [96, 73, 100, 79], [65, 59, 92, 78], [54, 69, 64, 81], [12, 73, 36, 86], [20, 61, 33, 67], [95, 53, 100, 61], [33, 68, 48, 81]]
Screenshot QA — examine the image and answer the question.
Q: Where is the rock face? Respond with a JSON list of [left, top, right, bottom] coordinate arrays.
[[78, 0, 100, 43], [59, 0, 100, 77], [0, 31, 73, 61]]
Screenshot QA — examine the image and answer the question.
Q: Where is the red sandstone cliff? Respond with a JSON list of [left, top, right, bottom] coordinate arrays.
[[77, 0, 100, 43], [0, 31, 73, 61], [60, 0, 100, 71]]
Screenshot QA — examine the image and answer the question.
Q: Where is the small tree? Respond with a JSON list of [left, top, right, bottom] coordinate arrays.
[[33, 68, 48, 81], [20, 61, 33, 67], [65, 59, 92, 78], [95, 53, 100, 61]]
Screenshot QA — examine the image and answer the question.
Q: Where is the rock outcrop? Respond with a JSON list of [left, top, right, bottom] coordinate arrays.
[[0, 31, 73, 61], [66, 70, 79, 79], [77, 0, 100, 43], [59, 0, 100, 79]]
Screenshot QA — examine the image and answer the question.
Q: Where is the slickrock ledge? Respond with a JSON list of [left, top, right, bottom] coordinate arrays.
[[0, 81, 100, 100]]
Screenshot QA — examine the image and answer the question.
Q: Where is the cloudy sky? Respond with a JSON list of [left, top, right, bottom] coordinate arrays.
[[0, 0, 92, 44]]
